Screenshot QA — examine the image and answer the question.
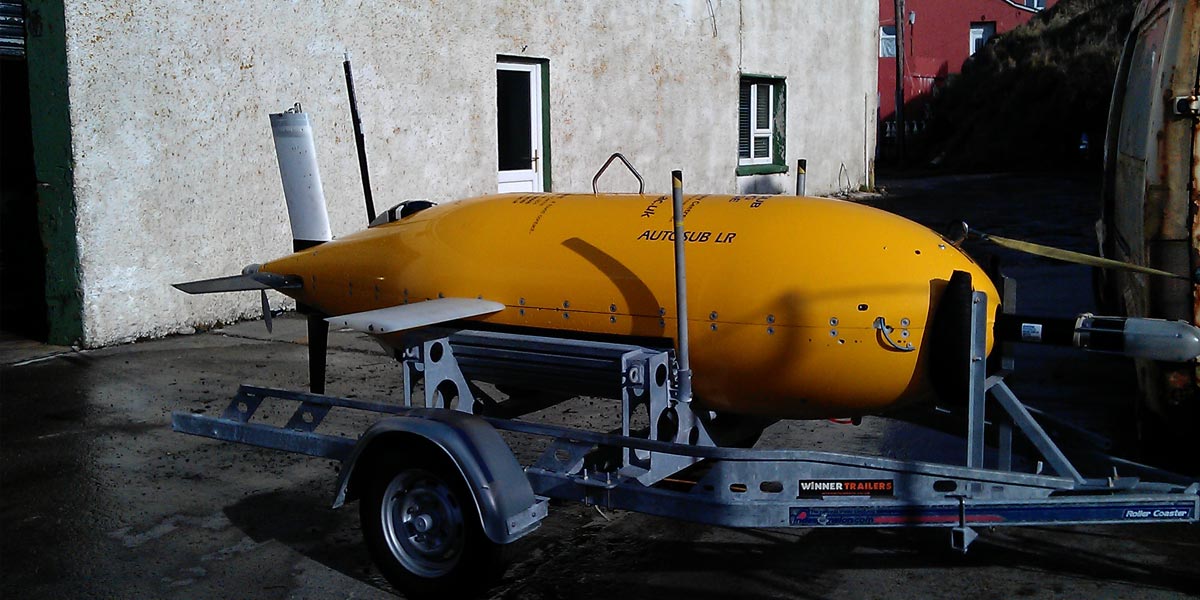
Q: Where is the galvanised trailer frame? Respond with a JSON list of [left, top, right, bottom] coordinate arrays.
[[173, 292, 1200, 595]]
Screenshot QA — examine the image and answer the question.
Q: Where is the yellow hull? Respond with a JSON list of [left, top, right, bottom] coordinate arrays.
[[264, 193, 999, 419]]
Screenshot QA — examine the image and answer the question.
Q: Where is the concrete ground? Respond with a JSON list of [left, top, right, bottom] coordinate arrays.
[[4, 173, 1200, 599]]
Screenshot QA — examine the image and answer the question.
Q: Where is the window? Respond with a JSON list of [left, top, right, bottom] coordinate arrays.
[[969, 22, 996, 55], [737, 76, 786, 175], [1025, 0, 1046, 9], [880, 25, 897, 58]]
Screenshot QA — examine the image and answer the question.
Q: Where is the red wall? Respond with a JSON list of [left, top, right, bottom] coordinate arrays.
[[878, 0, 1057, 121]]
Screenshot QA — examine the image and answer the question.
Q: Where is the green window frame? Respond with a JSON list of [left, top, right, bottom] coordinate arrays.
[[736, 75, 787, 176]]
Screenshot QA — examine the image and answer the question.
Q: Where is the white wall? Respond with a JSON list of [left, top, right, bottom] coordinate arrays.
[[61, 0, 878, 346]]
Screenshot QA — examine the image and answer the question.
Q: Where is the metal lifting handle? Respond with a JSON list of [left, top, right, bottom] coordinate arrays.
[[873, 317, 915, 352], [592, 153, 645, 194]]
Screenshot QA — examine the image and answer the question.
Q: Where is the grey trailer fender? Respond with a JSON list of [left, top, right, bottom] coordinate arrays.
[[331, 409, 546, 544]]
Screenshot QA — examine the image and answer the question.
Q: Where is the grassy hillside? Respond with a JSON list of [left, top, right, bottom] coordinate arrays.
[[923, 0, 1138, 171]]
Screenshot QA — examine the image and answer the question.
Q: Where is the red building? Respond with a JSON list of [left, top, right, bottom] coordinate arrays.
[[878, 0, 1056, 143]]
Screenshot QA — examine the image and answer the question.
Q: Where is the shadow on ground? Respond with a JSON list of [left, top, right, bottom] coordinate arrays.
[[223, 489, 399, 596]]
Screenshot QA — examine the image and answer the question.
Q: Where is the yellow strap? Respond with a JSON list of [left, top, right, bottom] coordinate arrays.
[[984, 234, 1189, 280]]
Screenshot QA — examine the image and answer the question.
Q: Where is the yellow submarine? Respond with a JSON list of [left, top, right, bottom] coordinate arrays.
[[257, 192, 999, 419]]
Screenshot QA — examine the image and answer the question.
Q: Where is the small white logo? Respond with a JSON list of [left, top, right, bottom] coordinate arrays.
[[1124, 508, 1189, 518], [1021, 323, 1043, 342]]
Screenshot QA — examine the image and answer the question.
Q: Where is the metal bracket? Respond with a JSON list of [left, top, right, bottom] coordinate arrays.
[[397, 327, 715, 486], [962, 290, 1087, 485], [949, 495, 978, 552], [399, 333, 478, 414], [966, 292, 989, 470], [221, 387, 267, 421], [950, 526, 978, 552], [1172, 95, 1199, 118], [619, 348, 715, 486]]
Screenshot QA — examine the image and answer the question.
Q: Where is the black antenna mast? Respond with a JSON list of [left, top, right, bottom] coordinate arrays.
[[343, 52, 377, 224]]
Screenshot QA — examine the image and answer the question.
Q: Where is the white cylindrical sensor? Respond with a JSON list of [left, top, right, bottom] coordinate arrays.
[[270, 107, 332, 248], [1074, 314, 1200, 363]]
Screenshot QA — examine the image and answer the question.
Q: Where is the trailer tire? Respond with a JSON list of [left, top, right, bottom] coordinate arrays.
[[360, 448, 504, 598]]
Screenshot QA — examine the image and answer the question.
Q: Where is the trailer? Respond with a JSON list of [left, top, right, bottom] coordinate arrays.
[[172, 289, 1200, 598]]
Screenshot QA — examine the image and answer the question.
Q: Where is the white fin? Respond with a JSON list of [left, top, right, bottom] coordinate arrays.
[[327, 298, 504, 334]]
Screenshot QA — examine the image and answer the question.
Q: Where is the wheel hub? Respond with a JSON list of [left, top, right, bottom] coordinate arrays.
[[379, 469, 466, 578], [412, 513, 433, 533]]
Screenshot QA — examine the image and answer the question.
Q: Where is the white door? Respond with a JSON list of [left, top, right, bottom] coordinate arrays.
[[496, 62, 544, 192]]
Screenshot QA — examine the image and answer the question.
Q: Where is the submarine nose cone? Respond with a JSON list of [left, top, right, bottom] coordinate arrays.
[[1121, 318, 1200, 362]]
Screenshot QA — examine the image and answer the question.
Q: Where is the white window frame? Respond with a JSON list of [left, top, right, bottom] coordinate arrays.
[[741, 82, 774, 166], [879, 25, 897, 58], [969, 22, 996, 55]]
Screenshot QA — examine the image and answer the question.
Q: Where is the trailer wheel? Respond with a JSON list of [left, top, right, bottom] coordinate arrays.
[[360, 449, 503, 598]]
